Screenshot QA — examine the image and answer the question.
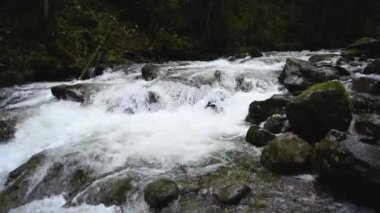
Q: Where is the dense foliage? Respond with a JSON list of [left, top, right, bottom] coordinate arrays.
[[0, 0, 379, 86]]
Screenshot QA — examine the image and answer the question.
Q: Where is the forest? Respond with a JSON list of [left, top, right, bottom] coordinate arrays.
[[0, 0, 379, 87]]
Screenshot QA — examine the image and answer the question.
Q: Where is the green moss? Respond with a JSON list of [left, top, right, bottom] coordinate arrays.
[[69, 168, 94, 197]]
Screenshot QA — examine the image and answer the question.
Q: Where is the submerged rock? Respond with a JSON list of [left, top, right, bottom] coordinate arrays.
[[312, 130, 380, 207], [214, 183, 250, 204], [263, 115, 288, 134], [354, 113, 380, 142], [141, 63, 159, 81], [144, 179, 180, 210], [0, 117, 16, 142], [286, 81, 352, 142], [351, 75, 380, 95], [246, 125, 275, 147], [260, 133, 312, 174], [350, 92, 380, 114], [308, 54, 338, 64], [246, 94, 291, 124], [278, 58, 339, 93], [363, 59, 380, 75], [51, 83, 101, 103], [249, 47, 263, 58]]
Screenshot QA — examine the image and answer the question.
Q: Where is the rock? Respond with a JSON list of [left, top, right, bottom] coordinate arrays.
[[335, 66, 351, 76], [235, 76, 253, 92], [260, 133, 313, 174], [350, 92, 380, 114], [0, 118, 16, 142], [70, 177, 132, 206], [351, 75, 380, 95], [214, 70, 225, 82], [342, 37, 380, 58], [363, 59, 380, 75], [286, 81, 353, 142], [249, 47, 263, 58], [141, 63, 159, 81], [214, 183, 250, 204], [245, 94, 291, 124], [51, 83, 101, 103], [312, 130, 380, 206], [263, 115, 288, 134], [245, 125, 275, 147], [278, 58, 339, 93], [82, 65, 107, 80], [144, 179, 180, 210], [354, 114, 380, 141], [336, 57, 349, 65], [308, 54, 338, 64]]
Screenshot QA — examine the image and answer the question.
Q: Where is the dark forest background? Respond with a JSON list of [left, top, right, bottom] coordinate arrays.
[[0, 0, 379, 86]]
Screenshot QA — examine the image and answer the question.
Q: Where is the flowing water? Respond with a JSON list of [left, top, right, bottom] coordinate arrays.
[[0, 51, 366, 212]]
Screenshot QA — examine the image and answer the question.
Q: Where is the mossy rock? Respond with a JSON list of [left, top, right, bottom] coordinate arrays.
[[144, 179, 180, 210], [246, 125, 275, 147], [286, 80, 352, 142], [260, 133, 313, 174]]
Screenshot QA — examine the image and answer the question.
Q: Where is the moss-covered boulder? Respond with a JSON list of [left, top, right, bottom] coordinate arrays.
[[286, 81, 352, 142], [246, 125, 275, 147], [354, 113, 380, 142], [141, 63, 159, 81], [363, 59, 380, 75], [214, 183, 251, 204], [260, 133, 312, 174], [278, 58, 339, 94], [312, 130, 380, 207], [144, 179, 180, 210], [245, 94, 291, 124], [351, 76, 380, 95], [342, 37, 380, 58]]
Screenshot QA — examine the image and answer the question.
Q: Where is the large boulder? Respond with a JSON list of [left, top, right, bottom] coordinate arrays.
[[354, 113, 380, 142], [144, 179, 180, 210], [363, 59, 380, 75], [286, 81, 353, 142], [342, 37, 380, 58], [351, 75, 380, 95], [245, 125, 275, 147], [278, 58, 339, 93], [141, 63, 159, 81], [51, 83, 101, 103], [260, 133, 313, 174], [245, 94, 291, 124], [312, 130, 380, 206]]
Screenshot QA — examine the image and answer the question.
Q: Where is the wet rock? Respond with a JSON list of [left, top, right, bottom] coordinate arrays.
[[286, 81, 353, 142], [336, 57, 349, 65], [351, 75, 380, 95], [82, 65, 107, 80], [354, 114, 380, 141], [214, 70, 225, 82], [308, 54, 338, 64], [214, 183, 250, 204], [144, 179, 180, 210], [342, 37, 380, 58], [246, 125, 275, 147], [335, 66, 351, 76], [263, 115, 288, 134], [260, 133, 312, 174], [235, 76, 253, 92], [249, 47, 263, 58], [350, 92, 380, 114], [0, 118, 16, 142], [141, 63, 159, 81], [278, 58, 339, 94], [51, 83, 101, 103], [312, 130, 380, 207], [363, 59, 380, 75], [246, 94, 291, 124], [147, 91, 159, 104], [71, 177, 132, 206]]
